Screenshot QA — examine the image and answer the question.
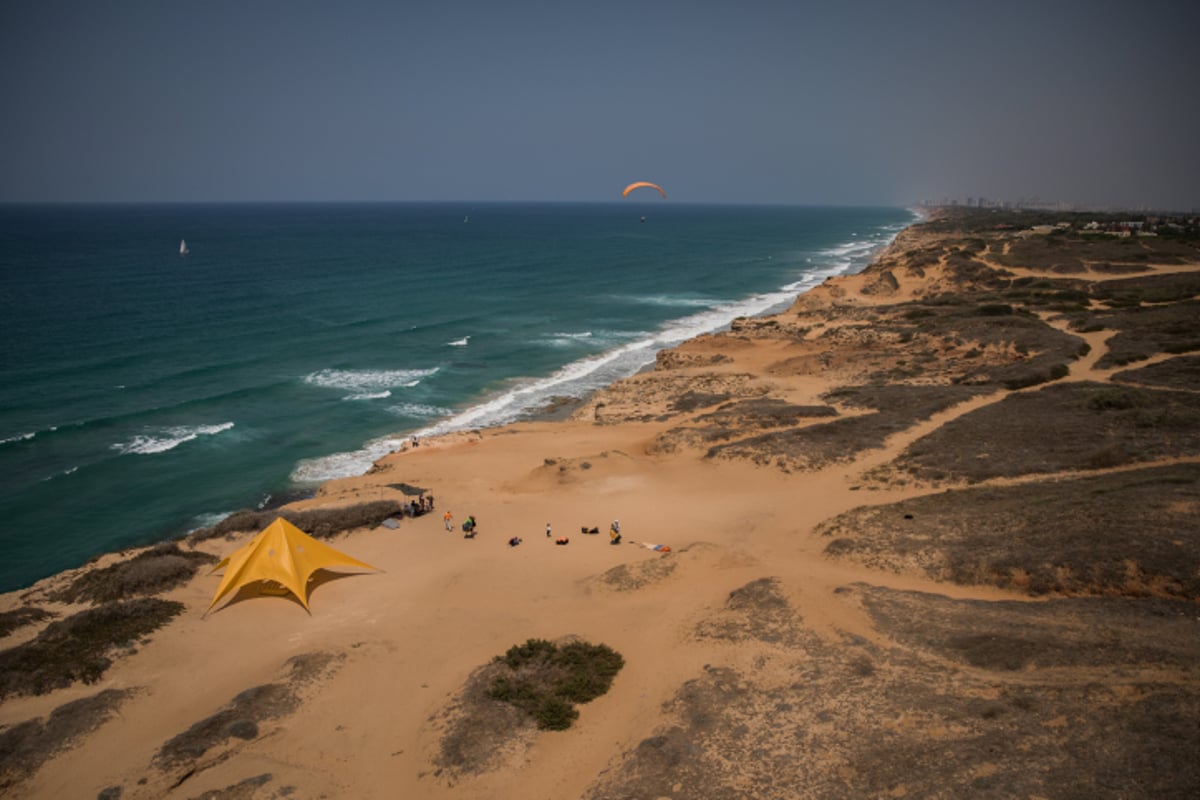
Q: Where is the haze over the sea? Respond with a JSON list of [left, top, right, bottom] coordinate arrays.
[[1, 2, 1197, 211]]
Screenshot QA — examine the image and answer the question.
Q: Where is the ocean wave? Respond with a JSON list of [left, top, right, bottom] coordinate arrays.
[[539, 330, 598, 348], [291, 436, 410, 483], [814, 224, 911, 275], [387, 402, 454, 418], [303, 367, 439, 399], [110, 422, 236, 456], [0, 432, 36, 446], [625, 294, 723, 308], [821, 239, 879, 259], [291, 403, 454, 481], [39, 464, 81, 483], [447, 336, 471, 346], [188, 511, 232, 532]]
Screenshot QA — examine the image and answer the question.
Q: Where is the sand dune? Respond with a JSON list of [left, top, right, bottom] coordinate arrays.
[[3, 208, 1199, 799]]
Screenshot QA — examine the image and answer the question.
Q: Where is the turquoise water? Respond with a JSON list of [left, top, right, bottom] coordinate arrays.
[[0, 203, 913, 591]]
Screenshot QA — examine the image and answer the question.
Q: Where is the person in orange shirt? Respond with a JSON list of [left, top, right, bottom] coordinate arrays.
[[443, 510, 453, 531]]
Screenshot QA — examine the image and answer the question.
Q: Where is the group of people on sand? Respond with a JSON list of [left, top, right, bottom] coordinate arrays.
[[539, 519, 621, 546], [575, 520, 620, 543], [405, 494, 434, 518], [441, 509, 477, 537], [439, 515, 628, 546], [438, 510, 622, 547]]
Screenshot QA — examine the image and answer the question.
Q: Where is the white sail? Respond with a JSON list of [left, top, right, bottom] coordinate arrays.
[[180, 239, 189, 255]]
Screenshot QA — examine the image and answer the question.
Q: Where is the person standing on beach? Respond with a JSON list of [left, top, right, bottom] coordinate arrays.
[[444, 510, 453, 531], [546, 522, 552, 538]]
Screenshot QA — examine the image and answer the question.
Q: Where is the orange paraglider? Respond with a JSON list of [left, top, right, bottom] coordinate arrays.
[[622, 181, 667, 199]]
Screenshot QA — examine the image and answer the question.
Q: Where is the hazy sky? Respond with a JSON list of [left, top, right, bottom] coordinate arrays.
[[2, 0, 1197, 209]]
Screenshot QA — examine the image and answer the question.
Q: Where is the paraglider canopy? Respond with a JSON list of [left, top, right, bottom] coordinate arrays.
[[622, 181, 667, 199]]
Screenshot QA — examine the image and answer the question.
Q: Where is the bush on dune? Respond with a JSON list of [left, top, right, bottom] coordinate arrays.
[[50, 542, 217, 604], [0, 599, 184, 699], [191, 500, 407, 543], [486, 638, 625, 730]]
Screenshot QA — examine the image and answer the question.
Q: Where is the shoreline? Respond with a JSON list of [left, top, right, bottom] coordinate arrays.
[[3, 207, 1198, 799], [284, 212, 914, 486], [0, 205, 912, 595]]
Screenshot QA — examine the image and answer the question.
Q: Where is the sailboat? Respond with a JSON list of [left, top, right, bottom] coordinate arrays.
[[179, 239, 189, 256]]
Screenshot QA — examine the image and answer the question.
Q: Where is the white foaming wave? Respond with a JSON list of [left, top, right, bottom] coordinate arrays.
[[304, 367, 438, 400], [292, 283, 845, 483], [387, 402, 454, 418], [291, 219, 912, 484], [0, 432, 36, 445], [111, 422, 235, 456], [822, 239, 878, 259], [292, 405, 453, 481], [447, 336, 471, 346], [292, 436, 410, 482], [40, 464, 81, 483], [188, 510, 232, 532], [540, 331, 597, 348], [815, 224, 909, 275], [414, 288, 817, 439], [627, 294, 724, 308]]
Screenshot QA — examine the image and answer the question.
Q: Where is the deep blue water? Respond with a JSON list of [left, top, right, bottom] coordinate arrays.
[[0, 202, 914, 591]]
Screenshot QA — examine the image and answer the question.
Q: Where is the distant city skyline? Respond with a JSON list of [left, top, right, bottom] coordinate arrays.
[[2, 1, 1197, 210], [929, 196, 1200, 214]]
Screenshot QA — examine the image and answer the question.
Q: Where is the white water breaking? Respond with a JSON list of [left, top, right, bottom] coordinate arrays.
[[288, 216, 915, 485]]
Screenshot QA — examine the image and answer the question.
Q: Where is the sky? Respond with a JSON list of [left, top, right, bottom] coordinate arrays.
[[2, 0, 1198, 210]]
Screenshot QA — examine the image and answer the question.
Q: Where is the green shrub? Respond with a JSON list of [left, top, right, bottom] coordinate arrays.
[[50, 542, 217, 604], [486, 638, 624, 731], [535, 697, 579, 731], [0, 607, 54, 637], [1004, 364, 1069, 390], [976, 304, 1014, 316], [499, 638, 558, 669], [1087, 388, 1152, 411], [0, 599, 184, 699], [192, 500, 407, 542]]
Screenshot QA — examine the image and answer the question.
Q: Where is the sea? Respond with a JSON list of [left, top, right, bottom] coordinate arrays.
[[0, 203, 915, 593]]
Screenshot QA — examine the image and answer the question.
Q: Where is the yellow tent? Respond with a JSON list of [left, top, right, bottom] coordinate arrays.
[[207, 517, 379, 613]]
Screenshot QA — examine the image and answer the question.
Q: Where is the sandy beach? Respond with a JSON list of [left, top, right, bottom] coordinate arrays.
[[3, 208, 1199, 799]]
